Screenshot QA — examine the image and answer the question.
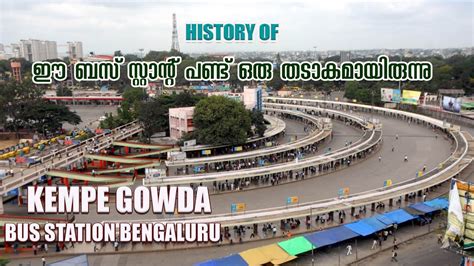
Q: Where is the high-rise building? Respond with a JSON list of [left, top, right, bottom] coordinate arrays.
[[0, 43, 4, 52], [10, 61, 22, 82], [10, 44, 21, 58], [340, 51, 351, 63], [19, 39, 58, 61], [67, 41, 83, 59], [243, 86, 263, 112]]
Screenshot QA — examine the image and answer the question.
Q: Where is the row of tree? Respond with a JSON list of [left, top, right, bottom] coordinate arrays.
[[191, 96, 266, 146], [100, 89, 267, 146], [0, 80, 81, 137]]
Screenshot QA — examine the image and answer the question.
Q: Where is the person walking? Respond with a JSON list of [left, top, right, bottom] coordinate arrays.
[[393, 238, 399, 250], [404, 155, 408, 162], [391, 250, 398, 262], [346, 244, 352, 256], [379, 156, 382, 162], [371, 239, 378, 250], [42, 257, 46, 266]]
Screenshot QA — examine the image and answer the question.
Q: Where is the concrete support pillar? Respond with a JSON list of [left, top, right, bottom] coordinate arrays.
[[17, 187, 24, 206]]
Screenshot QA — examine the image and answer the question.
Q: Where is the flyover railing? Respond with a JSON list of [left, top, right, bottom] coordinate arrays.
[[166, 109, 329, 167], [144, 104, 381, 186], [113, 98, 470, 227], [0, 122, 143, 195]]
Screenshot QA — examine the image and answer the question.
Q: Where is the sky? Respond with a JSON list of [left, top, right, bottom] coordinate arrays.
[[0, 0, 472, 54]]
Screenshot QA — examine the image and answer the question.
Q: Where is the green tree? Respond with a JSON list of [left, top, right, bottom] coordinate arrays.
[[100, 112, 121, 129], [193, 96, 251, 145], [116, 87, 147, 123], [138, 100, 169, 141], [266, 69, 285, 90], [137, 91, 204, 142], [250, 110, 267, 137], [56, 85, 73, 96], [21, 102, 81, 135], [0, 80, 81, 136]]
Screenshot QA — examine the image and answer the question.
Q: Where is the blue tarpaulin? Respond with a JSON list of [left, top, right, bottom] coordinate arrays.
[[409, 203, 437, 214], [195, 254, 248, 266], [362, 217, 388, 231], [424, 198, 449, 210], [374, 214, 396, 226], [382, 209, 416, 224], [345, 220, 379, 236], [304, 226, 359, 248]]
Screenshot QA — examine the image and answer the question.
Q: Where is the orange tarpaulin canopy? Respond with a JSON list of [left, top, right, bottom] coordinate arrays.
[[240, 244, 297, 265]]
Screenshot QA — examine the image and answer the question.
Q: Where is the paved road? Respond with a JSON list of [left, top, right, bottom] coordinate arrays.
[[68, 112, 452, 223], [64, 105, 117, 130], [4, 109, 461, 266], [354, 232, 461, 266]]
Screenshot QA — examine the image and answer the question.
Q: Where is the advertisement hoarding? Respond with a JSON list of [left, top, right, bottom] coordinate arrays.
[[381, 88, 401, 103], [145, 168, 167, 179], [401, 90, 422, 105], [442, 96, 462, 113]]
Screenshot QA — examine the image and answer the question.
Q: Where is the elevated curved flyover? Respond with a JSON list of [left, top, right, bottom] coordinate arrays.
[[0, 121, 143, 197], [107, 99, 471, 227], [84, 154, 155, 164], [144, 107, 381, 186], [47, 170, 133, 183], [125, 147, 180, 158], [112, 141, 174, 150], [180, 115, 286, 153], [166, 109, 331, 168]]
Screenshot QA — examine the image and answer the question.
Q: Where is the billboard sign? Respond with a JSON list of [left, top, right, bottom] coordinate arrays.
[[286, 196, 299, 204], [338, 187, 350, 198], [183, 139, 197, 147], [168, 151, 186, 161], [383, 179, 392, 187], [401, 90, 422, 105], [381, 88, 401, 103], [145, 168, 166, 179], [442, 96, 462, 113], [231, 203, 246, 213]]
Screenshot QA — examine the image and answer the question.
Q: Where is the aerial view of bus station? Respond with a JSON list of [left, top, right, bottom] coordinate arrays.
[[0, 1, 473, 265]]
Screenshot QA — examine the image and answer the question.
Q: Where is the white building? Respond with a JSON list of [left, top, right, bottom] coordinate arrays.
[[67, 41, 83, 59], [243, 86, 263, 111], [19, 39, 58, 61], [340, 51, 351, 63], [11, 44, 21, 58], [169, 107, 195, 140]]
